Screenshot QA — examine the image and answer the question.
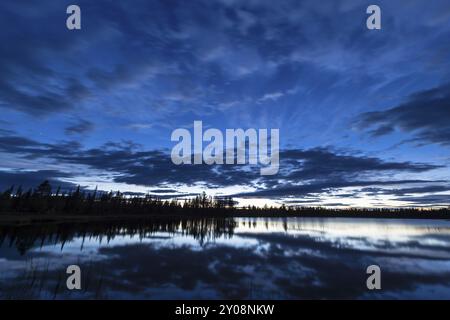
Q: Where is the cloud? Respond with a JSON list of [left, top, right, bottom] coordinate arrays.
[[0, 79, 90, 116], [356, 83, 450, 146], [400, 195, 450, 206], [0, 170, 76, 191], [362, 185, 450, 197], [233, 179, 443, 199], [149, 189, 179, 194], [258, 91, 284, 103], [0, 1, 93, 116], [0, 0, 449, 207], [0, 133, 445, 204], [280, 148, 440, 180], [65, 119, 94, 135]]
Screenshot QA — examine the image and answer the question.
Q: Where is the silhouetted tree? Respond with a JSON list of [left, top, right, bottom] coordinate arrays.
[[35, 181, 51, 197]]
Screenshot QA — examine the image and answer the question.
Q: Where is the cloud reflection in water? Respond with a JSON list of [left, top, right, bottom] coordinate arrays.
[[1, 217, 450, 299]]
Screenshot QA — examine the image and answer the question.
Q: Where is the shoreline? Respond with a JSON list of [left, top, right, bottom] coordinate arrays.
[[1, 211, 449, 226]]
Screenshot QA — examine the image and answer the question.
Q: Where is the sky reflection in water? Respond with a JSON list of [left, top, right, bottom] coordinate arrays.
[[1, 218, 450, 299]]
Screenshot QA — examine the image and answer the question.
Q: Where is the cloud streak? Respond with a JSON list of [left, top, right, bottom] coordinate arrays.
[[357, 83, 450, 146]]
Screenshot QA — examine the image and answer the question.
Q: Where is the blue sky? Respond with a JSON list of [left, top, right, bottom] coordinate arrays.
[[0, 0, 449, 207]]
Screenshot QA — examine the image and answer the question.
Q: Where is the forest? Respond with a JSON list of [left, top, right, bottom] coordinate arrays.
[[1, 180, 449, 219]]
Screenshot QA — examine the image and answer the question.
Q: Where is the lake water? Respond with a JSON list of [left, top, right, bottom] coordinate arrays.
[[1, 217, 450, 299]]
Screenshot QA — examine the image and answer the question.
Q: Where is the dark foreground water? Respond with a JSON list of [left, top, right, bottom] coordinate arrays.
[[1, 217, 450, 299]]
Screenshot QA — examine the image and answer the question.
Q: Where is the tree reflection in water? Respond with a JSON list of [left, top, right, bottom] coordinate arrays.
[[0, 217, 237, 255]]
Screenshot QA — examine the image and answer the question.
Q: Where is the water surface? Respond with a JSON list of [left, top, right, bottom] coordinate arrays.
[[1, 217, 449, 299]]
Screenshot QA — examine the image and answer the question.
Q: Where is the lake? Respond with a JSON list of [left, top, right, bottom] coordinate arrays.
[[1, 217, 450, 299]]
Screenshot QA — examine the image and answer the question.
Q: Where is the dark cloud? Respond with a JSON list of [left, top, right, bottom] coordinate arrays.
[[65, 119, 94, 135], [149, 189, 179, 194], [369, 125, 395, 137], [233, 179, 443, 199], [0, 133, 445, 203], [0, 170, 76, 191], [0, 79, 90, 116], [399, 194, 450, 206], [279, 148, 440, 182], [357, 83, 450, 145], [3, 0, 448, 120], [0, 0, 92, 115], [0, 135, 80, 159], [0, 128, 14, 136], [361, 185, 450, 197]]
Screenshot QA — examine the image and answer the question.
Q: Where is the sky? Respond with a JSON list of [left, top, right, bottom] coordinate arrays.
[[0, 0, 449, 208]]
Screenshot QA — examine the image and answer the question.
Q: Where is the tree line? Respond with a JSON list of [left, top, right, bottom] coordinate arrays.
[[0, 180, 449, 218], [0, 181, 237, 216]]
